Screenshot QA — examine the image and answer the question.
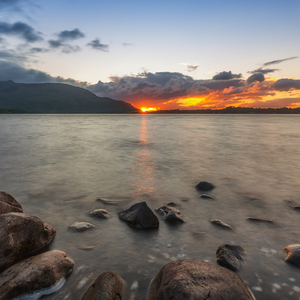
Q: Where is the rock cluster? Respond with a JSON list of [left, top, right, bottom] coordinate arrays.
[[0, 191, 74, 299]]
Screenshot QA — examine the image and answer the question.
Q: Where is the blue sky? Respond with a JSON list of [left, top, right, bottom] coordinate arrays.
[[0, 0, 300, 109]]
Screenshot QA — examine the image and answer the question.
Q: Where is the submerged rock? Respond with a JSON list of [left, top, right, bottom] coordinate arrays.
[[216, 244, 245, 272], [118, 202, 159, 229], [148, 259, 254, 300], [200, 194, 215, 200], [247, 217, 274, 224], [0, 250, 74, 300], [166, 202, 178, 207], [156, 205, 185, 223], [0, 212, 56, 273], [210, 219, 233, 230], [195, 181, 215, 191], [69, 222, 96, 232], [89, 209, 110, 219], [0, 191, 23, 214], [81, 271, 124, 300], [284, 244, 300, 267]]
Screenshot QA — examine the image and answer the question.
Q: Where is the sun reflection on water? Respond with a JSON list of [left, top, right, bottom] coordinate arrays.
[[131, 116, 158, 195]]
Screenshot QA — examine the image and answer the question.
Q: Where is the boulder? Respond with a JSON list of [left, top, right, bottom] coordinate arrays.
[[69, 221, 96, 232], [0, 250, 74, 300], [0, 191, 23, 214], [156, 206, 185, 223], [118, 202, 159, 229], [210, 219, 233, 230], [81, 271, 124, 300], [216, 244, 245, 272], [284, 244, 300, 267], [195, 181, 215, 191], [0, 212, 56, 273], [89, 209, 110, 219], [148, 259, 254, 300]]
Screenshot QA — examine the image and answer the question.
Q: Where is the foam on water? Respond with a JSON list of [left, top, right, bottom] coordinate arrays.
[[12, 277, 66, 300]]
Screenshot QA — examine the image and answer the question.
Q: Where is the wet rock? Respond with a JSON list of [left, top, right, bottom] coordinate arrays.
[[148, 259, 254, 300], [118, 202, 159, 229], [69, 221, 96, 232], [89, 209, 110, 219], [0, 191, 23, 214], [97, 198, 119, 205], [156, 205, 185, 223], [292, 206, 300, 211], [247, 217, 274, 224], [210, 219, 233, 230], [284, 244, 300, 267], [0, 212, 56, 273], [167, 202, 178, 207], [81, 271, 124, 300], [195, 181, 215, 191], [0, 250, 74, 300], [216, 244, 245, 272], [200, 194, 215, 200]]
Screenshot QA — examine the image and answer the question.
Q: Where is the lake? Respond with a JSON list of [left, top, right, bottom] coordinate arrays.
[[1, 114, 300, 299]]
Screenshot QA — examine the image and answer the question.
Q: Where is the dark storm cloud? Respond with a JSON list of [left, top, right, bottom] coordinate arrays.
[[0, 22, 42, 42], [248, 68, 279, 75], [263, 56, 298, 66], [212, 71, 242, 80], [87, 39, 109, 51], [247, 73, 265, 84], [0, 61, 88, 86], [57, 29, 85, 41], [273, 79, 300, 91], [187, 65, 198, 72]]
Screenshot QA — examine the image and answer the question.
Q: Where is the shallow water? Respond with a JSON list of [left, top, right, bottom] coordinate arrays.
[[1, 114, 300, 299]]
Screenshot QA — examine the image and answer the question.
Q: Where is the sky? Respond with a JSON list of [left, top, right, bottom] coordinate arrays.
[[0, 0, 300, 110]]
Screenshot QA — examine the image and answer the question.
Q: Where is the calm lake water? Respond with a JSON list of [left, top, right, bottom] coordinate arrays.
[[1, 114, 300, 299]]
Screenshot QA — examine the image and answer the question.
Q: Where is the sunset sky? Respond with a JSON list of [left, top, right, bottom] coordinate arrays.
[[0, 0, 299, 109]]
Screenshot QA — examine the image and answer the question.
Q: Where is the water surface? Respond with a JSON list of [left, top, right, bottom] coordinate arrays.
[[1, 114, 300, 299]]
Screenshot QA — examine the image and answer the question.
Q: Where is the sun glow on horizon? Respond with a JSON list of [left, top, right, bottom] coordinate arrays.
[[140, 107, 158, 113]]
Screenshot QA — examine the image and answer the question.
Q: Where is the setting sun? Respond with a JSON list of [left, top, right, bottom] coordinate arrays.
[[140, 107, 158, 113]]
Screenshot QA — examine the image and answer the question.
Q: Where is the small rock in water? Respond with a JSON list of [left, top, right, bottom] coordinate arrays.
[[155, 205, 185, 223], [118, 202, 159, 229], [292, 206, 300, 211], [210, 219, 233, 230], [166, 202, 178, 207], [195, 181, 215, 191], [216, 244, 245, 272], [252, 286, 263, 292], [78, 246, 95, 251], [247, 217, 274, 224], [96, 198, 120, 205], [284, 244, 300, 267], [89, 209, 110, 219], [200, 194, 215, 200], [68, 222, 96, 232]]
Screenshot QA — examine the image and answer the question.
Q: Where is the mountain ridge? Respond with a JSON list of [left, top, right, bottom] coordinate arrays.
[[0, 80, 139, 113]]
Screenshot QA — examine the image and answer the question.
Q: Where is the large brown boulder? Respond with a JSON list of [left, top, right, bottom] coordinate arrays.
[[0, 250, 74, 300], [0, 212, 56, 273], [0, 191, 23, 214], [81, 271, 124, 300], [118, 202, 159, 229], [148, 259, 254, 300]]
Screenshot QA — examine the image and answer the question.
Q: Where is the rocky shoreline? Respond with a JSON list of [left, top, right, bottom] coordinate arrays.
[[1, 182, 299, 299]]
